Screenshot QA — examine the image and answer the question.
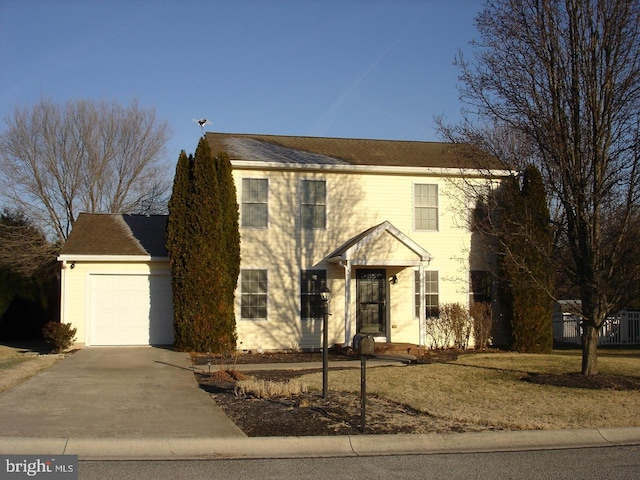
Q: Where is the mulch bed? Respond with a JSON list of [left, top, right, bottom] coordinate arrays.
[[193, 350, 640, 437], [523, 372, 640, 390]]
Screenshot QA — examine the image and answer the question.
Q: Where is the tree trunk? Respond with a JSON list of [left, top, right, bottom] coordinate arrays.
[[581, 323, 599, 375]]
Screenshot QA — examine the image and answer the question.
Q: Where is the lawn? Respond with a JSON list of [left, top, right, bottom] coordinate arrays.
[[301, 350, 640, 431], [0, 344, 62, 394]]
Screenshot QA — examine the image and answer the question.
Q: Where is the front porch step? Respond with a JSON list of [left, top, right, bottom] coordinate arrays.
[[374, 342, 425, 358]]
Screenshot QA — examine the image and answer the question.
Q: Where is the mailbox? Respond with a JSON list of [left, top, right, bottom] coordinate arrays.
[[353, 334, 375, 356]]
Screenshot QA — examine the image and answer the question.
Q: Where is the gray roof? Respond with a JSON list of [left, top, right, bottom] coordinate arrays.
[[60, 213, 168, 257], [206, 132, 505, 170]]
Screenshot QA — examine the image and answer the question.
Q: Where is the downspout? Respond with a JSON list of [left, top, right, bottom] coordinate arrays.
[[339, 259, 352, 345], [59, 260, 67, 325]]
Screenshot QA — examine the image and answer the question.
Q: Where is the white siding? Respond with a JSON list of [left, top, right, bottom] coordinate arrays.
[[233, 168, 493, 351]]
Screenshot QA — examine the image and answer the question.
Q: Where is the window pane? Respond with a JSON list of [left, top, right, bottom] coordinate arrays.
[[301, 270, 326, 319], [415, 184, 437, 207], [415, 270, 439, 318], [242, 178, 267, 203], [242, 179, 268, 228], [301, 180, 326, 230], [415, 184, 438, 231], [241, 269, 267, 319], [470, 270, 491, 303]]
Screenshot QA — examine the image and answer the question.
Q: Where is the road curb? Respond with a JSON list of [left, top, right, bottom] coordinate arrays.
[[1, 428, 639, 460]]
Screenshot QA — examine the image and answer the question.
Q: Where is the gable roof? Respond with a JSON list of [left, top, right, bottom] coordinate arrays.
[[59, 213, 168, 258], [206, 132, 505, 170], [327, 221, 432, 265]]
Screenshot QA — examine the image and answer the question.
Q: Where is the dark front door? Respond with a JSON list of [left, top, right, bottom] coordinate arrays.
[[356, 269, 387, 336]]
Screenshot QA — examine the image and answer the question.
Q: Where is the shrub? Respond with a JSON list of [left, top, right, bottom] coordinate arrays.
[[42, 321, 76, 353], [470, 301, 493, 349], [235, 378, 308, 399], [426, 303, 473, 349], [442, 303, 473, 349]]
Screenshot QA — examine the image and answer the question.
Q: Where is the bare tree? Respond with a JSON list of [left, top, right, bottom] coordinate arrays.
[[443, 0, 640, 375], [0, 209, 58, 278], [0, 98, 172, 240]]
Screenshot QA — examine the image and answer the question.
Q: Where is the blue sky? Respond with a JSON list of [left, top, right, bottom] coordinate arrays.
[[0, 0, 483, 162]]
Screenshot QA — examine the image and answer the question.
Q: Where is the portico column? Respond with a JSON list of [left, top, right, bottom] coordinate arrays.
[[342, 260, 353, 345], [419, 261, 426, 346]]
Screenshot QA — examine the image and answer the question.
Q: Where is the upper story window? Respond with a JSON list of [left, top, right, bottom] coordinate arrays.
[[414, 184, 438, 231], [242, 178, 268, 228], [301, 180, 326, 229]]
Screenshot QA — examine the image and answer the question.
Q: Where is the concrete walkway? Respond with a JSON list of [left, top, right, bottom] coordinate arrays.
[[0, 348, 639, 460]]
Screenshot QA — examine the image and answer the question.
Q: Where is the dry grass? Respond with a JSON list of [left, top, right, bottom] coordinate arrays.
[[301, 350, 640, 431], [0, 345, 62, 394], [235, 378, 309, 399]]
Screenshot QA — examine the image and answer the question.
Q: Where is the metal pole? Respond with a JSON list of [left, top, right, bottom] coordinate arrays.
[[360, 354, 367, 433], [322, 300, 328, 399]]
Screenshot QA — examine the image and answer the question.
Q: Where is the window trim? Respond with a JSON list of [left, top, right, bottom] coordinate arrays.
[[414, 270, 439, 319], [240, 268, 268, 320], [413, 183, 439, 231], [300, 178, 327, 230], [241, 177, 269, 229], [300, 269, 327, 320]]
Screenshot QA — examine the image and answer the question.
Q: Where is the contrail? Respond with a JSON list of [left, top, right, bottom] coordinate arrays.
[[311, 12, 423, 136]]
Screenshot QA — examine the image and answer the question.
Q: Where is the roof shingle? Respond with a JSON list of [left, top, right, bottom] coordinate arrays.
[[206, 132, 505, 170], [60, 213, 168, 257]]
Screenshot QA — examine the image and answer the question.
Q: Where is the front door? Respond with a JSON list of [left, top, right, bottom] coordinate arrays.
[[356, 269, 387, 337]]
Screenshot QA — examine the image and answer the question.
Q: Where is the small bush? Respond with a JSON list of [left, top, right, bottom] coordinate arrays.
[[470, 301, 493, 349], [425, 303, 473, 349], [42, 321, 76, 353], [235, 378, 308, 398]]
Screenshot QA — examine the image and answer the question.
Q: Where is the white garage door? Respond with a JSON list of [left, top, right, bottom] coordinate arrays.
[[90, 274, 174, 346]]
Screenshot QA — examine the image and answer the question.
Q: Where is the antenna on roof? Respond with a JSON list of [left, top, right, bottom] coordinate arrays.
[[193, 118, 212, 137]]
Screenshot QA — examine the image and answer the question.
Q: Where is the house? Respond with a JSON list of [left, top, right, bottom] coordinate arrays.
[[58, 133, 510, 349]]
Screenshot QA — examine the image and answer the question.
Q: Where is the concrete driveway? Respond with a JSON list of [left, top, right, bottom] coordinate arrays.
[[0, 347, 245, 439]]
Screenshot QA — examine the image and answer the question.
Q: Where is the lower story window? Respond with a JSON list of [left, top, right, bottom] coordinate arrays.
[[470, 270, 491, 304], [241, 269, 267, 319], [300, 270, 327, 320], [415, 270, 439, 318]]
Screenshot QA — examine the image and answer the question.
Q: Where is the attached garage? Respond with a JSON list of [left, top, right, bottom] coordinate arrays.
[[58, 213, 174, 347]]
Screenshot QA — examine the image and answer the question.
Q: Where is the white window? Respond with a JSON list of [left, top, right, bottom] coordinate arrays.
[[415, 270, 439, 318], [242, 178, 268, 228], [414, 184, 438, 231], [240, 269, 268, 319], [301, 180, 326, 229]]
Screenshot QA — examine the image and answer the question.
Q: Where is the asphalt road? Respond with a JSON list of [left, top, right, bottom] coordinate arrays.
[[79, 445, 640, 480]]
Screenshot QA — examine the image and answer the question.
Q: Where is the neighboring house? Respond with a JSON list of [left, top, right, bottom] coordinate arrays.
[[58, 133, 510, 349]]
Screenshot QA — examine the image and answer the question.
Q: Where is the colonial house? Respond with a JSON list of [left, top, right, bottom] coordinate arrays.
[[58, 133, 510, 349]]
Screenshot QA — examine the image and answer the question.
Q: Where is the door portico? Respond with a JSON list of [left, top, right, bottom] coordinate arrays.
[[326, 221, 432, 346]]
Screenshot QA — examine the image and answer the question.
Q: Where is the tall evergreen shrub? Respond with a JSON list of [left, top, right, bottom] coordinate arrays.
[[497, 165, 554, 353], [166, 139, 240, 352]]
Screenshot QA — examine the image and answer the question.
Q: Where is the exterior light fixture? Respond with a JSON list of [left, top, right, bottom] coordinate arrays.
[[320, 285, 331, 303]]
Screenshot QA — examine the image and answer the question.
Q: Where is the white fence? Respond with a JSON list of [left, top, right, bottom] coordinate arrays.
[[553, 310, 640, 346]]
